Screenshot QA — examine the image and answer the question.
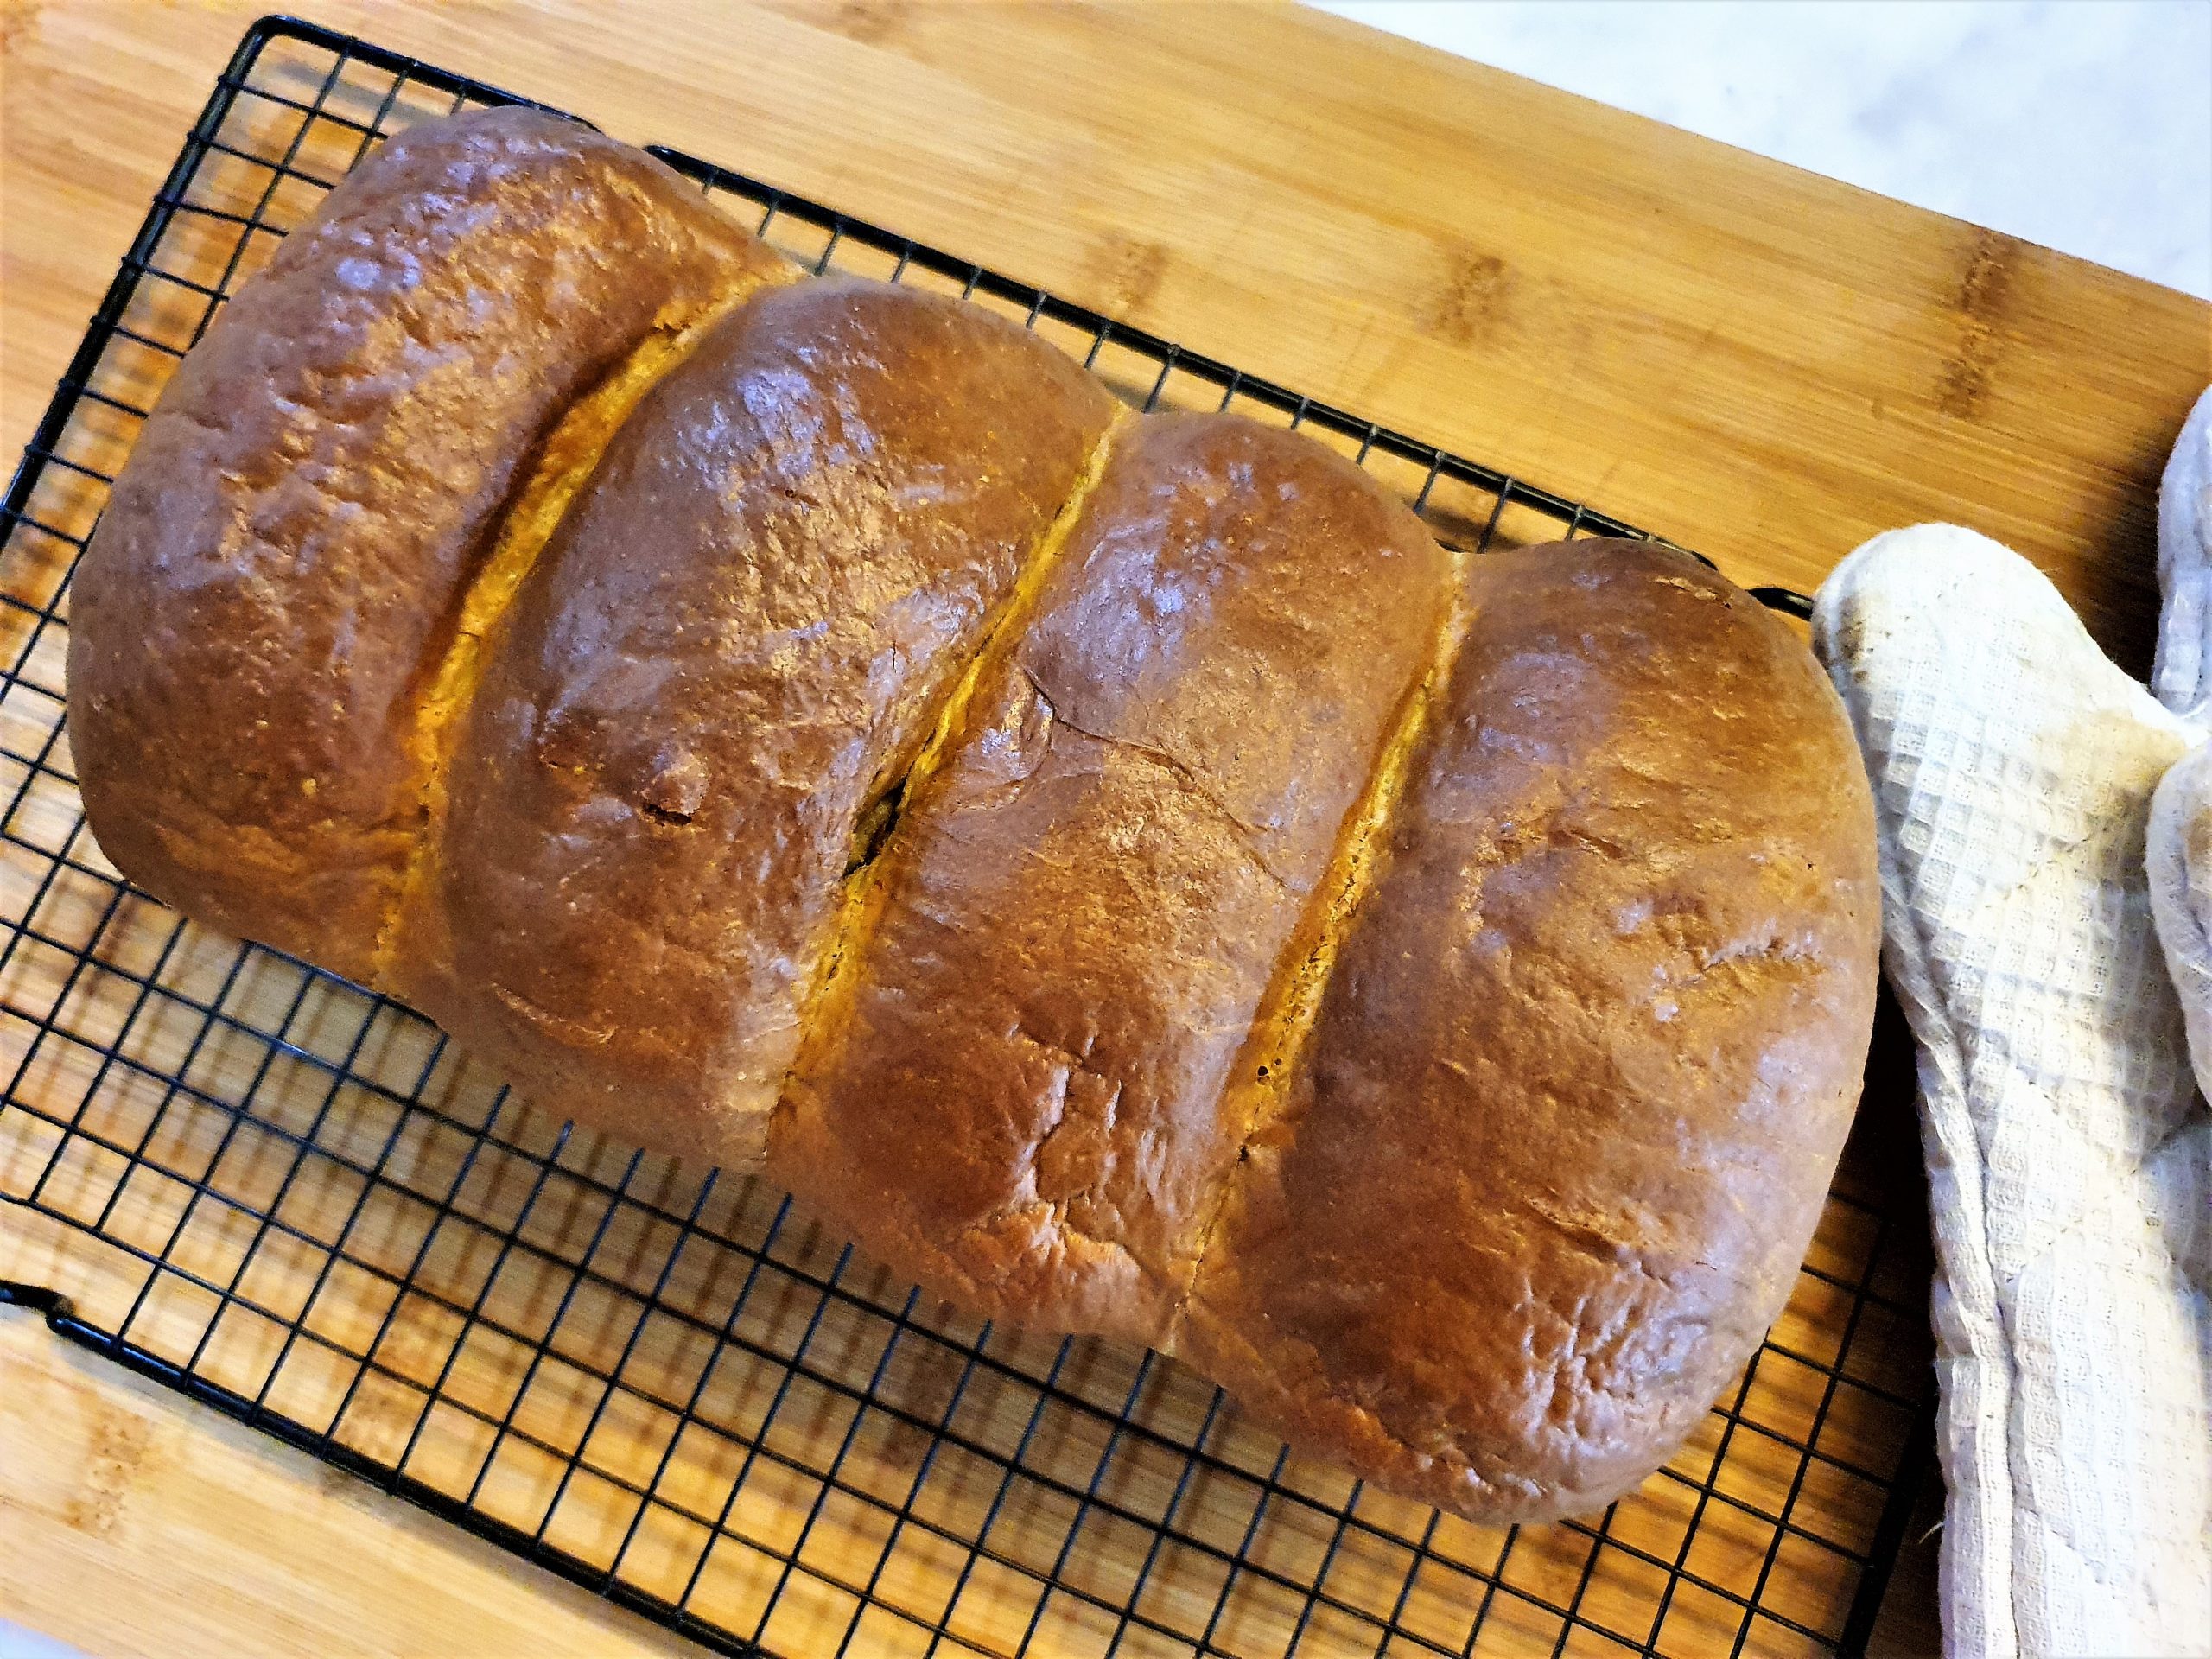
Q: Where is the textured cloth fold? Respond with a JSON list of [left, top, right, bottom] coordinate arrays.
[[1813, 524, 2212, 1659], [2148, 743, 2212, 1116], [2154, 387, 2212, 717]]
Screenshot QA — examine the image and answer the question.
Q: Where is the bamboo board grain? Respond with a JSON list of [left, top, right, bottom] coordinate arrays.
[[0, 1247, 695, 1659], [4, 0, 2200, 1655]]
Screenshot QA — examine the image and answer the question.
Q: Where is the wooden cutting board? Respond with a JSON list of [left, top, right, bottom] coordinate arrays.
[[6, 0, 2206, 664], [2, 3, 2204, 1657]]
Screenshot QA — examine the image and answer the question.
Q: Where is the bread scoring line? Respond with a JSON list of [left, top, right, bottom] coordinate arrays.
[[364, 270, 797, 990], [1162, 541, 1480, 1354], [759, 407, 1139, 1168]]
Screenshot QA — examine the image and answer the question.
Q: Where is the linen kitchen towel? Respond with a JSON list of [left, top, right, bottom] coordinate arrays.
[[1814, 525, 2212, 1658]]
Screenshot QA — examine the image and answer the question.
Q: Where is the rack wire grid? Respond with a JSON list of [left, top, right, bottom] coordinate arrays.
[[0, 16, 1936, 1659]]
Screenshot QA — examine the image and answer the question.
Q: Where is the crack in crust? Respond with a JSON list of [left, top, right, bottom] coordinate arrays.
[[1017, 671, 1294, 893]]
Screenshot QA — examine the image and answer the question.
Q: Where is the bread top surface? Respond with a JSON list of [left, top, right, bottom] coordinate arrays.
[[1176, 540, 1881, 1521], [408, 277, 1119, 1159], [66, 106, 785, 982], [772, 413, 1452, 1343], [61, 102, 1891, 1529]]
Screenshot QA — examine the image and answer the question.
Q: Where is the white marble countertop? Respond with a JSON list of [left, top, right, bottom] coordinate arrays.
[[1315, 0, 2212, 299]]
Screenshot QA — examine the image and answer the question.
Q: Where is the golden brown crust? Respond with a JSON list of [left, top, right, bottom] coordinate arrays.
[[1175, 541, 1881, 1522], [67, 105, 1885, 1528], [67, 106, 789, 982], [772, 413, 1452, 1344], [403, 279, 1119, 1161]]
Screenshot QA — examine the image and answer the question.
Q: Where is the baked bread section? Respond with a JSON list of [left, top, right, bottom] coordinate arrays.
[[1176, 540, 1881, 1521], [67, 107, 795, 983], [772, 413, 1453, 1344], [395, 279, 1122, 1161]]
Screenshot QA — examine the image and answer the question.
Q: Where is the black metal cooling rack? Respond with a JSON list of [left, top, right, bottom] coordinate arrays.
[[0, 15, 1935, 1658]]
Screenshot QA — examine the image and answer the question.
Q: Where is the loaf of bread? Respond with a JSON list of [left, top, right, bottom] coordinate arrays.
[[68, 108, 1881, 1524]]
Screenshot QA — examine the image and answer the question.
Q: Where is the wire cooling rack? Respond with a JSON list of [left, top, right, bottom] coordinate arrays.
[[0, 16, 1936, 1658]]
